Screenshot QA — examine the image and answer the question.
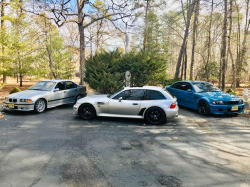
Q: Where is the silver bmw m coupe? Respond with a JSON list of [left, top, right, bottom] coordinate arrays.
[[3, 80, 86, 113], [73, 86, 178, 125]]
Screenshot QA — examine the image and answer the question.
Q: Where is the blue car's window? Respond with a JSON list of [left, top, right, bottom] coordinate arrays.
[[29, 81, 56, 91], [192, 82, 220, 93], [179, 82, 193, 91], [172, 83, 181, 89]]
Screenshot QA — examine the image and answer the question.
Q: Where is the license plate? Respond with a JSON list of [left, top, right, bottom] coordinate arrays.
[[8, 104, 14, 108], [231, 106, 238, 111]]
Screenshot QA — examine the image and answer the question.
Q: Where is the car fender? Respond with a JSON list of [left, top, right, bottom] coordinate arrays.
[[142, 105, 167, 118], [197, 97, 211, 106]]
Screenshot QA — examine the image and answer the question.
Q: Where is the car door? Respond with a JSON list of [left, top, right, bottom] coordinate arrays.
[[50, 82, 67, 106], [64, 81, 78, 103], [178, 82, 196, 107], [109, 89, 143, 115]]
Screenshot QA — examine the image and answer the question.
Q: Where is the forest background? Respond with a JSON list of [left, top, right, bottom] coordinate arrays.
[[0, 0, 250, 94]]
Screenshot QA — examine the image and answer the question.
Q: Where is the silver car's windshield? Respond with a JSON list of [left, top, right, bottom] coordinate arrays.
[[193, 82, 220, 93], [29, 81, 56, 91]]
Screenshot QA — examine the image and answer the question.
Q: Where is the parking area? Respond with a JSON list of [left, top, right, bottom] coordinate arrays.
[[0, 104, 250, 187]]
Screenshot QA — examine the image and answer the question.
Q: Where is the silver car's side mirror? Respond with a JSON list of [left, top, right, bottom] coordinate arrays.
[[54, 88, 60, 92], [118, 97, 122, 102]]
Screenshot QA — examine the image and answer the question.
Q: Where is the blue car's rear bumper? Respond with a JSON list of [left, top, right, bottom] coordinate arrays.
[[209, 104, 245, 114]]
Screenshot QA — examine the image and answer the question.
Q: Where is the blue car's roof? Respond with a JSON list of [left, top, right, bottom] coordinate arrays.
[[173, 80, 208, 84]]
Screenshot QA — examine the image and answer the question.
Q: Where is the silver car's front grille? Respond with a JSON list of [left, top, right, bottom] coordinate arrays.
[[9, 98, 17, 103]]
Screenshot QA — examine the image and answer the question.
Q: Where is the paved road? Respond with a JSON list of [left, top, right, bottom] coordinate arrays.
[[0, 104, 250, 187]]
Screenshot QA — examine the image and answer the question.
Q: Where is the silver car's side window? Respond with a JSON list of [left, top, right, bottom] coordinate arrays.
[[55, 82, 65, 91], [124, 89, 144, 100], [143, 90, 166, 100], [112, 91, 126, 100], [65, 81, 77, 89], [112, 89, 144, 100]]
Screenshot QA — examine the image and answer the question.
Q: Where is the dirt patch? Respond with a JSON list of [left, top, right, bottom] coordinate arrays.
[[156, 175, 182, 187]]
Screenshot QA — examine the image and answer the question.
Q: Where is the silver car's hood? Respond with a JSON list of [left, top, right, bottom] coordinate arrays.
[[7, 90, 49, 99]]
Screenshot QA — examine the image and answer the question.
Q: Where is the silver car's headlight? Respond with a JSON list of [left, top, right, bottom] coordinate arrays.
[[20, 99, 33, 103], [5, 97, 8, 101], [212, 101, 225, 105], [239, 99, 243, 104]]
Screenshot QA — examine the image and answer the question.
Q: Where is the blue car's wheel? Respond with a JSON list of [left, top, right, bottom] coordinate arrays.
[[198, 100, 210, 116]]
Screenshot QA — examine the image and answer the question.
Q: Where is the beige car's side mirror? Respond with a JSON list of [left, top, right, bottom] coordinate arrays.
[[118, 97, 122, 102]]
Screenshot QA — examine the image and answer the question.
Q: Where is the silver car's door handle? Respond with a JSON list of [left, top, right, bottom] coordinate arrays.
[[64, 91, 66, 93], [133, 103, 138, 105]]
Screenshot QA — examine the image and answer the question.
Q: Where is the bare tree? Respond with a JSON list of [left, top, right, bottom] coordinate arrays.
[[221, 0, 227, 91], [24, 0, 134, 85], [174, 0, 196, 79], [190, 0, 199, 81]]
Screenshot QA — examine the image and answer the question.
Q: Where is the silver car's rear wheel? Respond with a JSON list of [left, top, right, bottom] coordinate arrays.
[[34, 99, 46, 113], [145, 107, 166, 125]]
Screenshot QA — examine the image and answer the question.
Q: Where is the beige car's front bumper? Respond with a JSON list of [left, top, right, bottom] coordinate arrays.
[[3, 102, 35, 111]]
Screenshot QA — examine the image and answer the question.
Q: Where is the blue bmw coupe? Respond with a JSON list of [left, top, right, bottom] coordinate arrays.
[[166, 81, 245, 115]]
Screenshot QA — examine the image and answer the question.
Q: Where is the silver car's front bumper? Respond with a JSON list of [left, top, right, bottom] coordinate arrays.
[[73, 103, 80, 115], [3, 102, 35, 111]]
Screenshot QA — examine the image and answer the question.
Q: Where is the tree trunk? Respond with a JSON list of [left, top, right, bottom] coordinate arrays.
[[20, 74, 23, 87], [190, 0, 200, 80], [221, 0, 227, 91], [184, 45, 187, 80], [1, 0, 6, 82], [46, 46, 57, 79], [228, 0, 235, 90], [143, 0, 149, 51], [205, 0, 213, 82], [79, 24, 85, 85], [174, 0, 196, 79]]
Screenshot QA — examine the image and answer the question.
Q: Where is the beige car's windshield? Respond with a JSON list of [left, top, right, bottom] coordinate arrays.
[[29, 81, 56, 91]]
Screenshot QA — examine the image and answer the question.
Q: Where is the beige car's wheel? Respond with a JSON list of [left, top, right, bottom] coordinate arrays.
[[34, 99, 46, 113]]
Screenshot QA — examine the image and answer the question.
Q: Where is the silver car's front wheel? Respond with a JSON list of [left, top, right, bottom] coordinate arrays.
[[34, 99, 46, 113]]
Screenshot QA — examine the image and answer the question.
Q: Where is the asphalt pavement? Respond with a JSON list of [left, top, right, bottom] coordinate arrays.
[[0, 104, 250, 187]]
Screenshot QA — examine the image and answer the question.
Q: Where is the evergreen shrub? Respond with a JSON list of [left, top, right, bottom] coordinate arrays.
[[84, 49, 167, 94], [226, 88, 237, 96], [10, 87, 21, 94]]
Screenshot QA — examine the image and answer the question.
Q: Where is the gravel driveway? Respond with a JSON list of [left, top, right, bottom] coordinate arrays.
[[0, 104, 250, 187]]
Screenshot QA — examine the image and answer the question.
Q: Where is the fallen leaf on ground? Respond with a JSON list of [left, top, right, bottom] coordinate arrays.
[[170, 137, 179, 141]]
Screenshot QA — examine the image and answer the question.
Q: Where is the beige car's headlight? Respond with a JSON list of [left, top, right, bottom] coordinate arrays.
[[20, 99, 33, 103]]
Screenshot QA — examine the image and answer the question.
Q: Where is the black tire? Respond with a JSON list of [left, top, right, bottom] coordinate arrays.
[[34, 99, 46, 113], [79, 104, 96, 120], [144, 107, 166, 125], [75, 94, 83, 103], [198, 100, 210, 116]]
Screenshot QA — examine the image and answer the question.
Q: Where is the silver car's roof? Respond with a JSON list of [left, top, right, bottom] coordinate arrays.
[[37, 80, 76, 83], [123, 86, 164, 91]]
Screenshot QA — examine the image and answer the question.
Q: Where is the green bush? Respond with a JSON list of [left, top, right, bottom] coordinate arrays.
[[226, 88, 237, 96], [10, 87, 21, 94], [84, 49, 167, 94]]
